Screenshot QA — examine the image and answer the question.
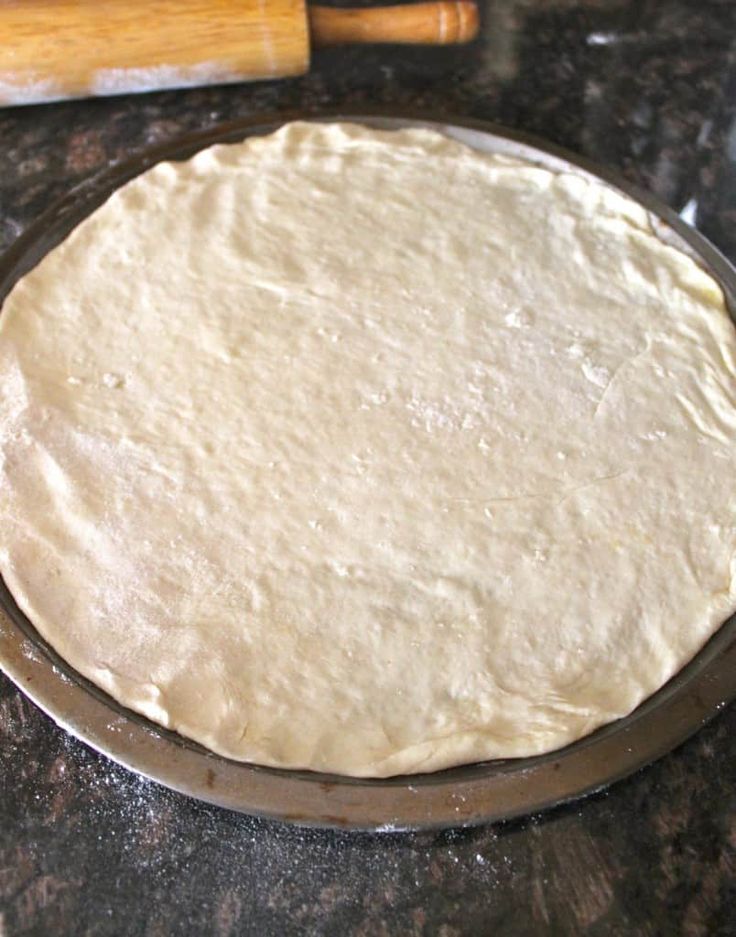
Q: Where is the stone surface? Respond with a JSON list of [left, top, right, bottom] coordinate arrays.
[[1, 0, 736, 934]]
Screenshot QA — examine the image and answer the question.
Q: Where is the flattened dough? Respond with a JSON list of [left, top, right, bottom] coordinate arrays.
[[1, 122, 735, 777]]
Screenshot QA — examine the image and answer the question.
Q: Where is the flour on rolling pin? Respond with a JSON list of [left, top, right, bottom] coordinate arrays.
[[0, 0, 479, 106], [0, 63, 246, 104], [91, 63, 248, 97]]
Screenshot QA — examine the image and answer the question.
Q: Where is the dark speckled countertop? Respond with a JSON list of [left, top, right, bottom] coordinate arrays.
[[1, 1, 736, 934]]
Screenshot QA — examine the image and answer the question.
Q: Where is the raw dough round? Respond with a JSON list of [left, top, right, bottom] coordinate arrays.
[[1, 122, 735, 777]]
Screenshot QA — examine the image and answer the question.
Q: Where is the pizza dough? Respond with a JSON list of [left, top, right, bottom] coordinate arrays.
[[1, 122, 735, 777]]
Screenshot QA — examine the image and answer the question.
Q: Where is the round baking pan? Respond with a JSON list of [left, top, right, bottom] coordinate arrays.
[[1, 111, 735, 831]]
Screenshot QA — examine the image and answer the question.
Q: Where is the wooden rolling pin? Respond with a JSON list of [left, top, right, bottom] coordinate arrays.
[[0, 0, 479, 107]]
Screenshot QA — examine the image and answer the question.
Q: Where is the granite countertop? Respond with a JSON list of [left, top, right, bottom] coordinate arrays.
[[1, 1, 735, 934]]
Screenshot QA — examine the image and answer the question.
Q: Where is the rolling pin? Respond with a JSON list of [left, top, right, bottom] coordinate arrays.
[[0, 0, 479, 107]]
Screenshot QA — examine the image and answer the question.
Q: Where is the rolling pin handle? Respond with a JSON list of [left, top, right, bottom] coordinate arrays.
[[309, 2, 480, 46]]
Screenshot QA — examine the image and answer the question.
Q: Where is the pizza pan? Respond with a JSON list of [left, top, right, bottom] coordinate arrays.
[[1, 110, 735, 831]]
